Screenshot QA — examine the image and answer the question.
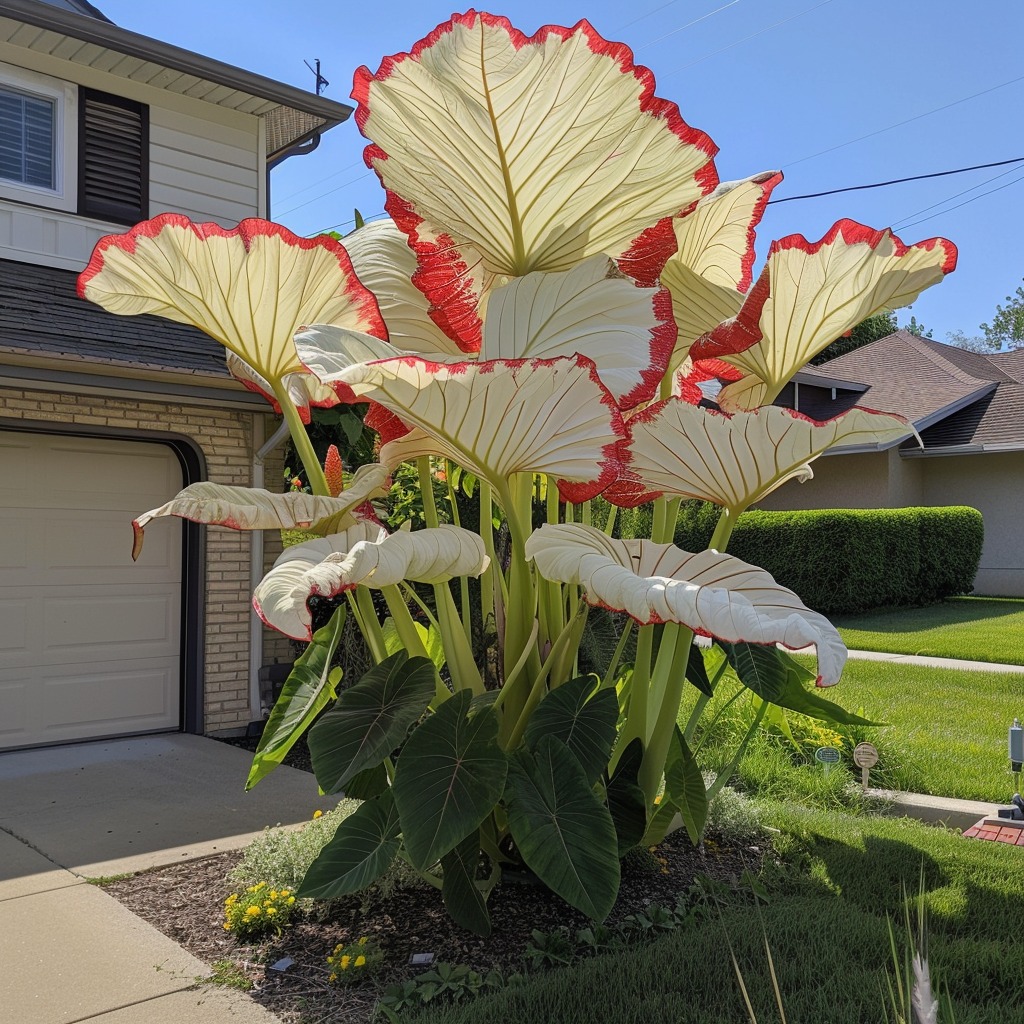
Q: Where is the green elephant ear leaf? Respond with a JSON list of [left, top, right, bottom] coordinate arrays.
[[393, 690, 507, 870], [607, 737, 648, 856], [505, 735, 620, 921], [246, 607, 346, 791], [308, 651, 436, 794], [723, 643, 882, 727], [524, 675, 619, 785], [664, 727, 707, 845], [440, 831, 491, 937], [297, 790, 401, 899], [686, 643, 713, 697], [343, 762, 389, 801]]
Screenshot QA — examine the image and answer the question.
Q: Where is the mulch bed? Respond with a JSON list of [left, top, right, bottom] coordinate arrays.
[[103, 737, 766, 1023]]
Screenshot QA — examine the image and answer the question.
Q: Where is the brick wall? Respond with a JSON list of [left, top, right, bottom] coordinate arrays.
[[1, 386, 273, 734]]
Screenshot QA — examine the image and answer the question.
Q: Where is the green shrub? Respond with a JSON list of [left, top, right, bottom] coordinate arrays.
[[616, 502, 982, 614], [222, 882, 297, 939]]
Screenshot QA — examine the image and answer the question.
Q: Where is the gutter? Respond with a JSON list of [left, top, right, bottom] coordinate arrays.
[[249, 417, 291, 721]]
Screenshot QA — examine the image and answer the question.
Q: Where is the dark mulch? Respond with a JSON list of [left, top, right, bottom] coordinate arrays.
[[103, 738, 765, 1023]]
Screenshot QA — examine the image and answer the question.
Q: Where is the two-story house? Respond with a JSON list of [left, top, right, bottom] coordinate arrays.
[[0, 0, 352, 750]]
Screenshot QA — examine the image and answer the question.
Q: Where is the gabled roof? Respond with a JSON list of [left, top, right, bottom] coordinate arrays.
[[0, 0, 351, 158], [814, 330, 1024, 452]]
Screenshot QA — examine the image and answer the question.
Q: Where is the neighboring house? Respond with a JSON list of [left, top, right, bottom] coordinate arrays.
[[758, 329, 1024, 597], [0, 0, 351, 751]]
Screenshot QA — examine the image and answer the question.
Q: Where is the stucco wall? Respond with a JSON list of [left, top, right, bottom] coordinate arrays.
[[756, 450, 901, 511], [919, 452, 1024, 596], [1, 386, 267, 733]]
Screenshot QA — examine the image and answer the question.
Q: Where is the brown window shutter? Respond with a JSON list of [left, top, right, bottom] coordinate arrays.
[[78, 88, 148, 224]]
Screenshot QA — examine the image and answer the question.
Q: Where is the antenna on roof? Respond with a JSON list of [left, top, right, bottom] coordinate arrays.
[[304, 59, 330, 96]]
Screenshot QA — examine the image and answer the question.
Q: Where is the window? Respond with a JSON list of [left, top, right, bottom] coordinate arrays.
[[0, 64, 77, 211]]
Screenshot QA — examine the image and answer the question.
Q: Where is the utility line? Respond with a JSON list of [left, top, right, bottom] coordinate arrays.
[[660, 0, 833, 77], [894, 169, 1024, 233], [273, 156, 367, 208], [892, 162, 1024, 230], [768, 157, 1024, 205], [633, 0, 742, 50], [616, 0, 683, 31], [786, 72, 1024, 168], [274, 170, 375, 218]]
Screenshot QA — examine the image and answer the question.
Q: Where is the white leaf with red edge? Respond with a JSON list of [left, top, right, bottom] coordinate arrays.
[[354, 11, 717, 350], [78, 214, 386, 391], [618, 401, 915, 512], [692, 220, 957, 411], [526, 523, 846, 685], [480, 255, 675, 408], [296, 325, 626, 499], [661, 172, 781, 370], [252, 520, 386, 639], [254, 524, 488, 639], [341, 218, 468, 356], [131, 463, 391, 559], [226, 353, 339, 423]]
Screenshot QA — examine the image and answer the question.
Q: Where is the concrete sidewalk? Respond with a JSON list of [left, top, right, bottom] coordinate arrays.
[[844, 648, 1024, 674], [0, 734, 332, 1024]]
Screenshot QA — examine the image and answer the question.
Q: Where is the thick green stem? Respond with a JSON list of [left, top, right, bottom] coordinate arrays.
[[638, 624, 692, 801], [683, 656, 729, 743], [273, 386, 329, 496]]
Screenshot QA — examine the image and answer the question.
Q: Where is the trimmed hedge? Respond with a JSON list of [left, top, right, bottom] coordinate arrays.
[[616, 502, 983, 615]]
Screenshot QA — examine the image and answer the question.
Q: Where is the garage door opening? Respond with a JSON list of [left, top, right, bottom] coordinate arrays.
[[0, 431, 190, 750]]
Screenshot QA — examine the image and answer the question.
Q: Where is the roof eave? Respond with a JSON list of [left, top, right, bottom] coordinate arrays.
[[0, 0, 352, 124]]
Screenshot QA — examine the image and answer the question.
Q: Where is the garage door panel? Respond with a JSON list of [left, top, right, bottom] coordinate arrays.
[[43, 591, 178, 664], [0, 432, 183, 749], [37, 662, 177, 731]]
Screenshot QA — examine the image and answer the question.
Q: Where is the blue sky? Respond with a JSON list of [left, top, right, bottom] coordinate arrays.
[[99, 0, 1024, 342]]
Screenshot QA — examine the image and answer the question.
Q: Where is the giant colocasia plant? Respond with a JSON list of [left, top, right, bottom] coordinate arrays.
[[79, 11, 956, 933]]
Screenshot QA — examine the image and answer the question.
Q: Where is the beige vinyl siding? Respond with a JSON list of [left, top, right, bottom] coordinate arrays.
[[0, 46, 263, 268]]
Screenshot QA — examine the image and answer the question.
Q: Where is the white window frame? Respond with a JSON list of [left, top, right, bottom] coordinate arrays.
[[0, 63, 78, 213]]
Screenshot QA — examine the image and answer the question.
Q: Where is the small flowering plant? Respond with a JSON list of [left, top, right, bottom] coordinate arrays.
[[326, 936, 383, 986], [80, 10, 956, 934], [223, 883, 297, 940]]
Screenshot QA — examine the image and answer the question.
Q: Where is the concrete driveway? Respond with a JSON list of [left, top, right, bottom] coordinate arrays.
[[0, 733, 332, 1023]]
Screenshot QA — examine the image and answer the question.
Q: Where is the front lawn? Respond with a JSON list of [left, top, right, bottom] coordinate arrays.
[[833, 596, 1024, 665], [405, 806, 1024, 1024]]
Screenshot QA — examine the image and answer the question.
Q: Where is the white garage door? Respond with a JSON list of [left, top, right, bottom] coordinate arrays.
[[0, 431, 182, 750]]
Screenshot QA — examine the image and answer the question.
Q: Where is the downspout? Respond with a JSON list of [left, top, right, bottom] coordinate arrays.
[[249, 416, 291, 720]]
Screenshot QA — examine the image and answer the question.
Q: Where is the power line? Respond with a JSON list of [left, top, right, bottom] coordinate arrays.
[[660, 0, 833, 77], [274, 170, 375, 218], [786, 72, 1024, 168], [306, 211, 389, 238], [616, 0, 684, 32], [633, 0, 742, 50], [894, 169, 1024, 233], [768, 157, 1024, 205], [892, 162, 1024, 230], [273, 157, 367, 207]]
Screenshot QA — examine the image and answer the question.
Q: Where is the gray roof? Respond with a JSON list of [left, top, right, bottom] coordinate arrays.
[[0, 258, 229, 378], [37, 0, 111, 21], [0, 0, 351, 158], [815, 331, 1023, 451]]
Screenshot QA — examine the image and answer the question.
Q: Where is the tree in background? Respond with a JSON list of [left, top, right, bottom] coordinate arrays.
[[811, 309, 897, 364], [947, 278, 1024, 353], [903, 314, 933, 338]]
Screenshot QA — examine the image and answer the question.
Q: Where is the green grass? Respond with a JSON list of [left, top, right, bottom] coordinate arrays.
[[820, 657, 1024, 802], [833, 596, 1024, 665], [688, 657, 1024, 803], [407, 806, 1024, 1024]]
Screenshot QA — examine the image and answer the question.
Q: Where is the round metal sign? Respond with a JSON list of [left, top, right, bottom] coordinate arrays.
[[853, 742, 879, 769], [814, 746, 841, 764]]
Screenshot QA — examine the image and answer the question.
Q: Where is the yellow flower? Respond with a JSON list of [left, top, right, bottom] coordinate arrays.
[[269, 890, 278, 900], [358, 936, 368, 945], [355, 955, 366, 968], [340, 955, 351, 969], [313, 809, 323, 819], [266, 907, 277, 916], [246, 906, 261, 917], [329, 972, 337, 983], [287, 896, 296, 905]]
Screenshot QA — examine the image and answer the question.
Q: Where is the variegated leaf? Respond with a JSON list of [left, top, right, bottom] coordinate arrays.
[[78, 215, 386, 390], [616, 402, 914, 512], [254, 524, 488, 639], [354, 11, 717, 348], [297, 325, 626, 500], [661, 171, 780, 370], [341, 218, 468, 356], [526, 523, 846, 685], [131, 463, 391, 559], [693, 220, 957, 410], [480, 255, 676, 408], [226, 353, 339, 424]]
